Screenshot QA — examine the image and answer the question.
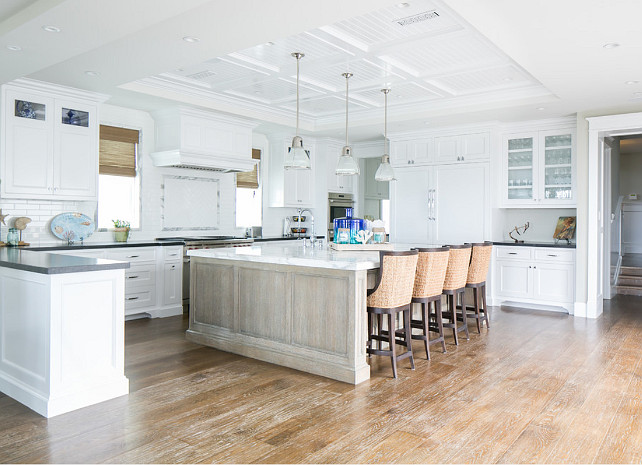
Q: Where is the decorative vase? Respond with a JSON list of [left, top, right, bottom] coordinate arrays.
[[113, 227, 130, 242]]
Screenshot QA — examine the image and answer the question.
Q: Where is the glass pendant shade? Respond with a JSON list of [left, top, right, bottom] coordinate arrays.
[[374, 88, 395, 181], [375, 154, 395, 181], [285, 52, 310, 170], [288, 135, 310, 169], [336, 72, 359, 176], [336, 145, 360, 175]]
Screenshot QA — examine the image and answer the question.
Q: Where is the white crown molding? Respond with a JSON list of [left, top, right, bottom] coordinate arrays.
[[7, 78, 110, 103]]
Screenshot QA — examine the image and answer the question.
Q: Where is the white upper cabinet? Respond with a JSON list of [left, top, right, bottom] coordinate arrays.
[[1, 80, 106, 200], [390, 138, 433, 167], [268, 136, 315, 208], [434, 132, 489, 163], [502, 127, 575, 207]]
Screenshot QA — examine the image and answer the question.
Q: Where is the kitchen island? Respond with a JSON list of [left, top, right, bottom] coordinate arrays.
[[187, 241, 385, 384]]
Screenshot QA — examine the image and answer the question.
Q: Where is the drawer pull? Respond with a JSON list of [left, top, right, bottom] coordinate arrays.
[[548, 254, 558, 257], [168, 253, 178, 257], [127, 275, 139, 279], [171, 265, 176, 269], [127, 297, 139, 301], [508, 252, 518, 255], [127, 255, 140, 258]]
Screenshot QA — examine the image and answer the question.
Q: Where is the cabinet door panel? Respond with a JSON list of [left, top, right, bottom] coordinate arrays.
[[434, 163, 487, 244], [462, 133, 489, 160], [435, 136, 459, 162], [55, 130, 96, 197], [163, 262, 182, 305], [391, 167, 431, 243], [533, 264, 574, 302], [496, 260, 532, 297], [5, 123, 52, 195]]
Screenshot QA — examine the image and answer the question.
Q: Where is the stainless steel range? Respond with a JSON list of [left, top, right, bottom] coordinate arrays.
[[156, 236, 253, 307]]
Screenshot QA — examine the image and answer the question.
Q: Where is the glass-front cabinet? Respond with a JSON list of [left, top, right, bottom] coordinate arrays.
[[503, 128, 575, 207]]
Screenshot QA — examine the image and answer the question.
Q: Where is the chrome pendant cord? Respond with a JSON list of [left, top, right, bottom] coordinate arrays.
[[343, 72, 352, 147]]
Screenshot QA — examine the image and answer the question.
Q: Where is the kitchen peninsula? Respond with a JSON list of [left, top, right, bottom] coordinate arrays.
[[187, 241, 385, 384]]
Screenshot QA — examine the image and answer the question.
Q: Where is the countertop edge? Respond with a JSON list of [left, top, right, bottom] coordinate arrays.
[[27, 240, 186, 251], [492, 241, 576, 249]]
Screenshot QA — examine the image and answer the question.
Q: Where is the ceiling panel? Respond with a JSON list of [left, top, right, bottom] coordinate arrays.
[[427, 64, 533, 95], [300, 57, 405, 92], [169, 58, 271, 88], [225, 77, 325, 103], [320, 0, 461, 51], [353, 81, 442, 106], [379, 31, 506, 77]]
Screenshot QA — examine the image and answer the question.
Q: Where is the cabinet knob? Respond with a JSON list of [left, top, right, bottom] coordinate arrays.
[[461, 156, 464, 161], [171, 265, 176, 269], [457, 156, 461, 161]]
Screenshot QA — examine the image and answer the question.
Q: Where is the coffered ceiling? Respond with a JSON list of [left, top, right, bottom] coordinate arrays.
[[2, 0, 642, 141], [125, 0, 549, 133]]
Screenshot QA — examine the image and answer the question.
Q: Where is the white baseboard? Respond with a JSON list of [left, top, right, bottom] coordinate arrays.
[[574, 302, 587, 317]]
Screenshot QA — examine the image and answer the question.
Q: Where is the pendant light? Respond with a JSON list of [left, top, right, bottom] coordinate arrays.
[[374, 88, 395, 181], [285, 52, 311, 170], [335, 72, 360, 176]]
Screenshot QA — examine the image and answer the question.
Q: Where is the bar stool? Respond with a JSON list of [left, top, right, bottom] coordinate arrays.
[[407, 247, 450, 360], [366, 250, 419, 378], [462, 242, 493, 333], [441, 244, 472, 345]]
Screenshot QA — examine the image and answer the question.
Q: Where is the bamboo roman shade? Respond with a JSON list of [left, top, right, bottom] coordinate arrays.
[[99, 125, 139, 177], [236, 149, 261, 189]]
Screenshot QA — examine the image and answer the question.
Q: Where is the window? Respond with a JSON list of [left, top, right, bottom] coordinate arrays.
[[235, 149, 262, 228], [97, 125, 141, 229]]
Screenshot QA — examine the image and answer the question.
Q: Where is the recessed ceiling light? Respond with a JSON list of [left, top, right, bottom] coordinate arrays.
[[603, 42, 620, 49], [6, 45, 21, 51], [503, 77, 513, 82], [175, 68, 184, 72], [264, 41, 275, 46], [397, 2, 411, 8], [84, 71, 100, 77], [182, 36, 200, 43], [626, 80, 639, 85], [536, 107, 545, 111], [42, 25, 61, 33]]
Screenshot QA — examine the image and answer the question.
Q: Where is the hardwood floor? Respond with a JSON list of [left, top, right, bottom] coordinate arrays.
[[1, 297, 641, 463]]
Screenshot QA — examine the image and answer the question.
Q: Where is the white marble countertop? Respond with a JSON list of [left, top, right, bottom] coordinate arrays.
[[188, 241, 392, 270]]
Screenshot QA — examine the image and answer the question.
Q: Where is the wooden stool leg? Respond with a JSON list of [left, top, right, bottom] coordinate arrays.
[[448, 294, 459, 345], [473, 287, 481, 334], [482, 284, 489, 329], [435, 299, 446, 353], [421, 302, 430, 360], [388, 314, 397, 378], [460, 290, 470, 340], [377, 314, 383, 351], [404, 308, 415, 370], [367, 311, 372, 356]]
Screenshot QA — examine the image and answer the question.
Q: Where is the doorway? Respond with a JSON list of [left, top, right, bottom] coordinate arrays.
[[587, 112, 642, 317]]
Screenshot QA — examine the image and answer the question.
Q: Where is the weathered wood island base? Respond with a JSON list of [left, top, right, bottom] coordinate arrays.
[[186, 243, 382, 384]]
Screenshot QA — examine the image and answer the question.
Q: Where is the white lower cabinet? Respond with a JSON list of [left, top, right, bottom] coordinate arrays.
[[492, 246, 575, 313], [46, 245, 182, 318]]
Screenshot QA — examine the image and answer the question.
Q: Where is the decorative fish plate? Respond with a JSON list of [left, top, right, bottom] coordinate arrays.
[[50, 212, 95, 242]]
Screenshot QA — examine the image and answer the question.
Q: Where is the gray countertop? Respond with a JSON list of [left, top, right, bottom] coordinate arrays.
[[27, 239, 185, 251], [0, 248, 130, 275], [493, 241, 576, 249]]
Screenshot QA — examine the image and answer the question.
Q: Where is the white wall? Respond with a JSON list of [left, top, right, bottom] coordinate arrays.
[[619, 152, 642, 198]]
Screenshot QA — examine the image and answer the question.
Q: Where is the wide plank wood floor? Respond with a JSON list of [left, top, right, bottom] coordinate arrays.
[[1, 296, 641, 463]]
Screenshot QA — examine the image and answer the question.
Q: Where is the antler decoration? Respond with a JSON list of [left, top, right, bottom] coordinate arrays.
[[508, 222, 530, 243]]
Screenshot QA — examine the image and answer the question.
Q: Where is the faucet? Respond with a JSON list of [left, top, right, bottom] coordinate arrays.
[[298, 208, 315, 243]]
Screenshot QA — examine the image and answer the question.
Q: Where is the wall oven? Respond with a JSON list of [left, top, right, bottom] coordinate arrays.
[[328, 192, 355, 238]]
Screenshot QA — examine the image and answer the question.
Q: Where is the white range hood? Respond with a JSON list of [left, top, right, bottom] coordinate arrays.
[[150, 107, 258, 172]]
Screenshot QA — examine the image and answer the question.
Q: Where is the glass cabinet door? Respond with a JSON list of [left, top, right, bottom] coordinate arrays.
[[506, 136, 535, 201], [542, 133, 572, 201]]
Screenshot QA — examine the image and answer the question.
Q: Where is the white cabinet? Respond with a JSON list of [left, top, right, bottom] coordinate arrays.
[[391, 163, 489, 245], [390, 138, 433, 167], [492, 246, 575, 313], [1, 80, 105, 200], [364, 157, 389, 199], [502, 128, 575, 207], [434, 132, 489, 163], [268, 136, 315, 208], [47, 245, 183, 318]]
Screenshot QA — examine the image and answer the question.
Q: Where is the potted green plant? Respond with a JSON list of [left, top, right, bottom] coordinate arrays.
[[112, 219, 130, 242]]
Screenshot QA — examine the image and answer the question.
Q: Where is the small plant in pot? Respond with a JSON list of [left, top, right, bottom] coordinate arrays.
[[112, 219, 130, 242]]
